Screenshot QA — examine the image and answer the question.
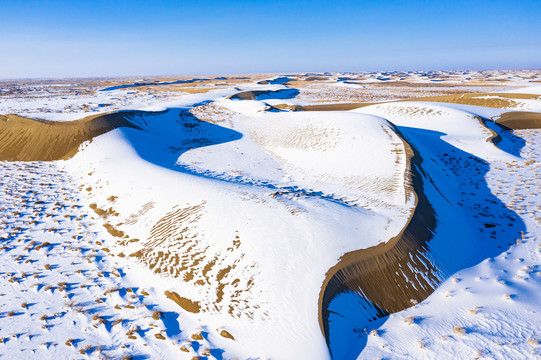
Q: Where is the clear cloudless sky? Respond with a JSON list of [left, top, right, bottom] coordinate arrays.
[[1, 0, 540, 78]]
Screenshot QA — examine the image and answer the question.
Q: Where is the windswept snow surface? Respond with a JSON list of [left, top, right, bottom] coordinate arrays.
[[1, 72, 541, 359], [503, 85, 541, 96], [349, 102, 541, 359], [59, 100, 413, 359]]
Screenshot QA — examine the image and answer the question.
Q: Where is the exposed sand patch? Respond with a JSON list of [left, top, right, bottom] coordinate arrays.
[[0, 113, 139, 161], [228, 89, 299, 101], [412, 93, 541, 108], [0, 103, 237, 162], [493, 111, 541, 129], [318, 125, 441, 346], [126, 203, 259, 318], [304, 76, 329, 81], [164, 291, 201, 313], [293, 93, 541, 112]]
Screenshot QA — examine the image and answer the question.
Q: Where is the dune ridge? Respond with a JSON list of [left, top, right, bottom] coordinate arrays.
[[287, 92, 541, 112], [318, 124, 442, 351], [0, 112, 141, 161], [227, 89, 300, 101], [492, 111, 541, 129]]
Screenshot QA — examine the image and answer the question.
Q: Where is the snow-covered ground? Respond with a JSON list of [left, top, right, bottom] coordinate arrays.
[[358, 128, 541, 359], [351, 101, 541, 359], [0, 162, 231, 359], [1, 72, 540, 359]]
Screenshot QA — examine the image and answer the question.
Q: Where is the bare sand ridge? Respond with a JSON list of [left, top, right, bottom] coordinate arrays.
[[292, 103, 377, 111], [257, 77, 294, 85], [304, 76, 328, 81], [318, 126, 441, 349], [227, 89, 299, 101], [410, 93, 541, 108], [287, 93, 541, 112], [0, 113, 140, 161], [493, 111, 541, 129]]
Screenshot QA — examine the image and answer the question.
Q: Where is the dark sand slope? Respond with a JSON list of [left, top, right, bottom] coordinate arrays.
[[0, 108, 242, 166], [294, 103, 377, 111], [319, 113, 530, 358], [0, 113, 141, 161], [409, 93, 541, 109], [318, 126, 441, 354], [228, 88, 300, 101], [493, 111, 541, 129]]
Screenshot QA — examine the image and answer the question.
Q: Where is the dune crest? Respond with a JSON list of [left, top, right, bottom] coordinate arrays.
[[0, 113, 140, 161], [493, 111, 541, 129], [318, 126, 441, 352], [290, 92, 541, 112]]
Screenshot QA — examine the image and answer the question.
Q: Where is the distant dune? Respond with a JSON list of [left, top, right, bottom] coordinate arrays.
[[289, 92, 541, 111], [227, 88, 299, 101], [493, 111, 541, 129]]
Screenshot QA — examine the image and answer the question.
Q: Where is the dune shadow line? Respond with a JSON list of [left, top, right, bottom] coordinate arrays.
[[320, 122, 528, 359]]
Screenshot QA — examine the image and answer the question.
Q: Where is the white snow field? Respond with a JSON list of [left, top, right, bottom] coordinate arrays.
[[0, 72, 540, 359]]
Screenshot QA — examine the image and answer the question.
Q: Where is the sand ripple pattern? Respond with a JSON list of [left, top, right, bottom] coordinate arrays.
[[131, 204, 263, 319]]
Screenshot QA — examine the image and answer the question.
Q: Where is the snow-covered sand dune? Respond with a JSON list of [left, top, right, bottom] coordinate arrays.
[[354, 103, 541, 359], [1, 76, 540, 359], [63, 101, 417, 359]]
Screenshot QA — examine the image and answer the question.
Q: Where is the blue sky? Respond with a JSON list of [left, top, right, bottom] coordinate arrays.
[[1, 0, 540, 78]]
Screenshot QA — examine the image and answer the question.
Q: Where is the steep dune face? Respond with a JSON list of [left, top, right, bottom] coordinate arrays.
[[0, 113, 140, 161], [319, 131, 442, 356], [493, 111, 541, 129], [292, 93, 541, 112], [228, 88, 299, 101], [0, 107, 242, 162], [408, 92, 541, 109], [317, 101, 531, 359]]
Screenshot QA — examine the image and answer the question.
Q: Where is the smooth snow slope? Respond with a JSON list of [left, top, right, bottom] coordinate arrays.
[[59, 96, 414, 359]]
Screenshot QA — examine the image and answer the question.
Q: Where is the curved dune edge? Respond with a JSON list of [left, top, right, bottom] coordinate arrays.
[[227, 90, 276, 100], [475, 112, 541, 149], [475, 115, 505, 146], [492, 111, 541, 129], [0, 112, 145, 161], [318, 124, 441, 351], [227, 88, 299, 101], [281, 92, 541, 112], [406, 92, 540, 108]]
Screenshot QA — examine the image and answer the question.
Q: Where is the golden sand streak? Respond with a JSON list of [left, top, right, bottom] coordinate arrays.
[[290, 93, 541, 112], [318, 125, 441, 344], [493, 111, 541, 129], [0, 113, 140, 161]]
